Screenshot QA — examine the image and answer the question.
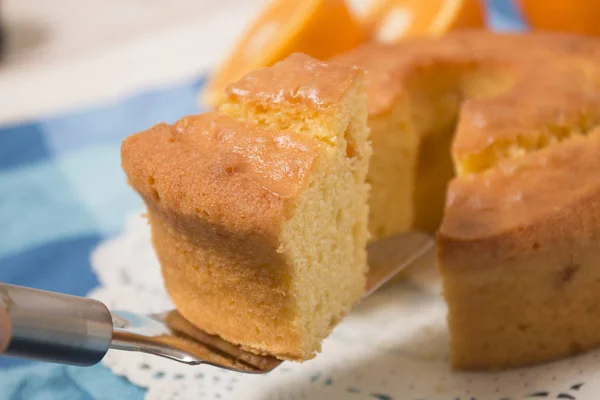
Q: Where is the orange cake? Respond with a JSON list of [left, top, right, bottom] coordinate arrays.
[[333, 30, 600, 369], [121, 54, 371, 361]]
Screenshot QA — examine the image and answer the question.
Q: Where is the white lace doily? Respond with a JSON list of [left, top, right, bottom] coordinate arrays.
[[89, 211, 600, 400]]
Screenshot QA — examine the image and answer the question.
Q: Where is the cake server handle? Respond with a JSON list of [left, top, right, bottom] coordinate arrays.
[[0, 283, 113, 366]]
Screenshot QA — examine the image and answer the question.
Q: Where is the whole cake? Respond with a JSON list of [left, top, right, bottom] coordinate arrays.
[[334, 31, 600, 369], [121, 54, 371, 361]]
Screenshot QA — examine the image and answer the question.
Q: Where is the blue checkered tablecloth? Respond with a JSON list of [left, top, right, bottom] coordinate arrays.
[[0, 1, 525, 398], [0, 77, 205, 399]]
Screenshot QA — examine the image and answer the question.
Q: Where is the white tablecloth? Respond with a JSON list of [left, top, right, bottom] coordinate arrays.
[[0, 0, 268, 124]]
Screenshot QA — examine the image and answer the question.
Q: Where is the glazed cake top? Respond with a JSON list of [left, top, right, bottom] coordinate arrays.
[[333, 31, 600, 168], [439, 129, 600, 241], [121, 112, 320, 237], [224, 52, 363, 110], [123, 53, 366, 239]]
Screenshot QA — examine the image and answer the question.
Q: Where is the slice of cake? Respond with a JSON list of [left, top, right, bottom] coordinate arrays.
[[121, 54, 370, 361]]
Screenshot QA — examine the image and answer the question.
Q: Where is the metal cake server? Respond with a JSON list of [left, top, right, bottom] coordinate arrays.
[[0, 231, 434, 374]]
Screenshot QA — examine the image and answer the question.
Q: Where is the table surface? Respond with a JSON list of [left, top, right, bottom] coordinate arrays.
[[0, 1, 525, 398]]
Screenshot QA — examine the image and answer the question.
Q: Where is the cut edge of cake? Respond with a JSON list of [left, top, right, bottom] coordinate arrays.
[[219, 53, 372, 358]]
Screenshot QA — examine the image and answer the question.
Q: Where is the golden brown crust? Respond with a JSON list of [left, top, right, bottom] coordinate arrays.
[[439, 130, 600, 243], [121, 112, 320, 237], [332, 30, 600, 163], [224, 52, 363, 110], [148, 208, 304, 359]]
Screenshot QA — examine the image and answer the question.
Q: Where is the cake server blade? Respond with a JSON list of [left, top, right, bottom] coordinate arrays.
[[0, 231, 435, 373]]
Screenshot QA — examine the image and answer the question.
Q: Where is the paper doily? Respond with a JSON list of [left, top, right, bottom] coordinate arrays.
[[89, 211, 600, 400]]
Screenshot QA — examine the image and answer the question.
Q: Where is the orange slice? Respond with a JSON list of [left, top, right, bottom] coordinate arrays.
[[202, 0, 366, 108], [518, 0, 600, 36], [363, 0, 485, 43]]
